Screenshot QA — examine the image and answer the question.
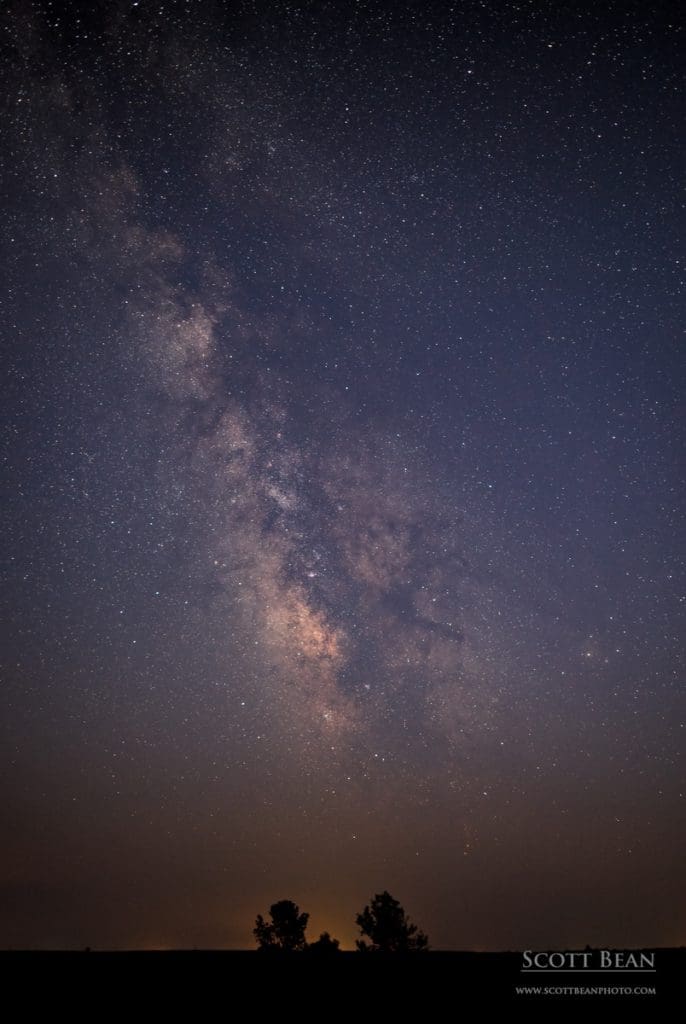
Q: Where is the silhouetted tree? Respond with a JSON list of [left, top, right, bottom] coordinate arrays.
[[356, 891, 429, 952], [306, 931, 341, 955], [254, 899, 309, 952]]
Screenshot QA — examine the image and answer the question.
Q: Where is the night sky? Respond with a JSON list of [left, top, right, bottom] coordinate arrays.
[[1, 0, 684, 952]]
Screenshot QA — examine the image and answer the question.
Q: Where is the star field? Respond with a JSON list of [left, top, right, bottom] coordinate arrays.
[[1, 0, 684, 950]]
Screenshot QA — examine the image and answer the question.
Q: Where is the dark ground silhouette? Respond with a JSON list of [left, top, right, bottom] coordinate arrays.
[[2, 948, 683, 1008]]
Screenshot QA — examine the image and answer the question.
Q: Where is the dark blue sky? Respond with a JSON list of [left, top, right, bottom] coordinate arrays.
[[1, 0, 683, 950]]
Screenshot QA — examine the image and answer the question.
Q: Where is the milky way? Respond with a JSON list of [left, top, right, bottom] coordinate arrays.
[[1, 1, 684, 951]]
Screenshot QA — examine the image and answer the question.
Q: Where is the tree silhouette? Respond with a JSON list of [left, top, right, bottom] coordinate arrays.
[[306, 931, 341, 955], [356, 891, 429, 952], [253, 899, 309, 952]]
